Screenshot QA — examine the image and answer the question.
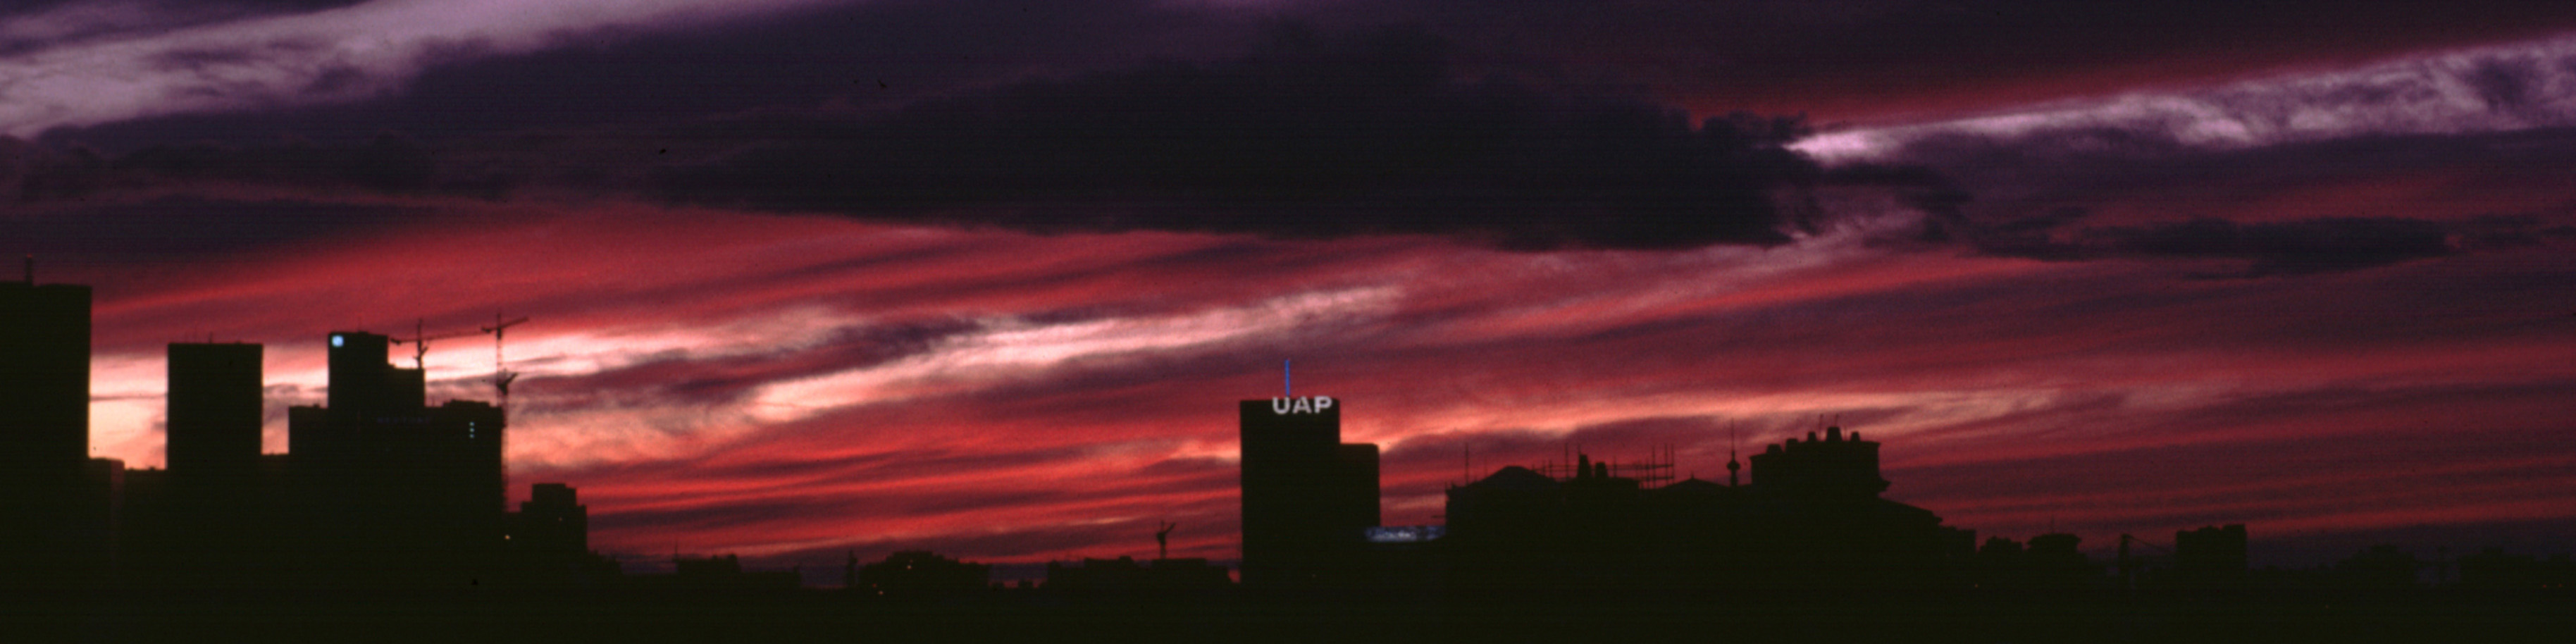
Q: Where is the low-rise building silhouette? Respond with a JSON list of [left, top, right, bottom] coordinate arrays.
[[511, 483, 589, 557], [859, 550, 992, 594], [498, 483, 618, 586], [2458, 547, 2575, 590], [637, 553, 798, 589], [1443, 426, 1959, 589], [1044, 556, 1230, 593], [2172, 524, 2249, 588]]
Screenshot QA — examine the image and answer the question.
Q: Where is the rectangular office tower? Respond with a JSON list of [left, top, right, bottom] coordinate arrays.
[[1239, 396, 1378, 588], [324, 331, 406, 421], [0, 279, 92, 475], [0, 275, 99, 586], [167, 343, 264, 479], [295, 331, 433, 461]]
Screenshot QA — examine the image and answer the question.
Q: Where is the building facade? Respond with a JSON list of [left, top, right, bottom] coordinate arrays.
[[1238, 396, 1379, 588]]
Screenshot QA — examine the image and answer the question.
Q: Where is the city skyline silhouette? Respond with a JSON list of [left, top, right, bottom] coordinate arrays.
[[8, 271, 2576, 640], [13, 244, 2572, 583], [4, 1, 2575, 639]]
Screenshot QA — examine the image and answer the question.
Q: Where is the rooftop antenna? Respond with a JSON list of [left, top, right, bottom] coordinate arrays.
[[1727, 423, 1742, 487]]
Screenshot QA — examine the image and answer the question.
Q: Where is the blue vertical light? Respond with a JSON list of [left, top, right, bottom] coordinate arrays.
[[1284, 359, 1292, 398]]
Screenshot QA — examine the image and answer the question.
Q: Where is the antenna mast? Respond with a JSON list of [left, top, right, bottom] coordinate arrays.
[[1727, 423, 1742, 487]]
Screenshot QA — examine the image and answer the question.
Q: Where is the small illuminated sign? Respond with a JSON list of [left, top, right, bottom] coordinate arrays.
[[330, 335, 345, 347], [1270, 395, 1335, 414], [1365, 526, 1446, 543]]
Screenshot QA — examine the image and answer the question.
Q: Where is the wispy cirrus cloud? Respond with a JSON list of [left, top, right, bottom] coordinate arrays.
[[1781, 31, 2576, 277], [0, 0, 839, 137], [1797, 31, 2576, 165]]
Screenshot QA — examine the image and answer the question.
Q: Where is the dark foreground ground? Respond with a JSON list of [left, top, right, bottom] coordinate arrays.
[[6, 585, 2570, 643]]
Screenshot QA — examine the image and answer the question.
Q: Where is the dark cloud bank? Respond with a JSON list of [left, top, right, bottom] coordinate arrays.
[[8, 28, 1823, 252], [645, 27, 1822, 250], [12, 13, 2570, 267]]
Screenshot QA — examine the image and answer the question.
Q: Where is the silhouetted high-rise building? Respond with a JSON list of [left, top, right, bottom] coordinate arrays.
[[409, 400, 508, 560], [143, 342, 279, 586], [295, 332, 393, 465], [1238, 396, 1377, 588], [166, 343, 264, 480], [325, 331, 392, 418], [292, 330, 485, 471], [1, 277, 91, 474], [1, 273, 102, 587], [286, 330, 509, 584]]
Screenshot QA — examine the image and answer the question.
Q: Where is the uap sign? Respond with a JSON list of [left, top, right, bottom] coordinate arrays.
[[1270, 396, 1335, 414]]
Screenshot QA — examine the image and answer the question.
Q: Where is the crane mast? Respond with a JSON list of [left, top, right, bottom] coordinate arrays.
[[482, 314, 529, 413]]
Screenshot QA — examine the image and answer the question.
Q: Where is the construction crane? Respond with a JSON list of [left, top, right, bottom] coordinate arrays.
[[1156, 521, 1176, 560], [388, 314, 530, 411], [482, 313, 529, 411], [390, 318, 490, 370]]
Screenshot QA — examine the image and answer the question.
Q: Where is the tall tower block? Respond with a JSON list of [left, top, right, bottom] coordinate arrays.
[[0, 275, 97, 586], [325, 331, 394, 419], [1239, 395, 1375, 588], [0, 280, 92, 473], [167, 343, 264, 478]]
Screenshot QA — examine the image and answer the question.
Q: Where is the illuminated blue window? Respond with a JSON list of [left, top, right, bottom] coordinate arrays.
[[330, 335, 345, 347]]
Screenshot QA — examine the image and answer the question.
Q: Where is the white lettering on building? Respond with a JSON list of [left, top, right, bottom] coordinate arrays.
[[1270, 395, 1335, 414]]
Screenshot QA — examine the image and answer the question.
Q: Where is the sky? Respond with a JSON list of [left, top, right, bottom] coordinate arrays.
[[6, 0, 2575, 574]]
